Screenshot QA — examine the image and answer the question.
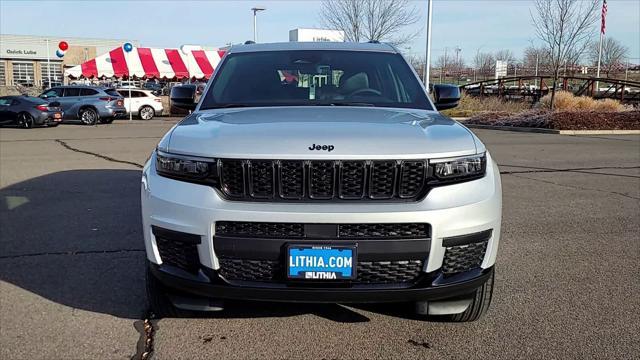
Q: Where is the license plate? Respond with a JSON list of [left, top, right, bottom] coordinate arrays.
[[287, 245, 356, 280], [54, 113, 62, 119]]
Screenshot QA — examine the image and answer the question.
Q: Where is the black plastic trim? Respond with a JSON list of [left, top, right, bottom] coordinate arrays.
[[150, 263, 493, 303], [152, 225, 201, 244], [213, 236, 431, 261], [442, 229, 493, 247]]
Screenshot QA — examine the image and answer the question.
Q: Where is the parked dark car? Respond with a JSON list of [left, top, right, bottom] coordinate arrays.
[[169, 85, 197, 115], [143, 81, 163, 96], [39, 85, 126, 125], [0, 95, 63, 128], [169, 83, 206, 115]]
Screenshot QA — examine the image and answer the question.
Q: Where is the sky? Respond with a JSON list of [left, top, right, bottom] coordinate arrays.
[[1, 0, 639, 64]]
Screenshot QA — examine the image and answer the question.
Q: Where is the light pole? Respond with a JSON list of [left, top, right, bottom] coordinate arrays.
[[45, 39, 51, 88], [251, 7, 266, 42], [423, 0, 433, 89], [454, 46, 461, 84]]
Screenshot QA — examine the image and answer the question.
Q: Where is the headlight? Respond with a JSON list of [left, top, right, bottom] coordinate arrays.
[[155, 150, 218, 185], [428, 153, 486, 185]]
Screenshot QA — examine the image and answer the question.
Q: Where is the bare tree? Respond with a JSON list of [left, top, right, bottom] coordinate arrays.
[[495, 49, 515, 63], [530, 0, 599, 109], [319, 0, 420, 46], [407, 54, 427, 82], [473, 51, 495, 79], [523, 45, 551, 74], [435, 52, 463, 82], [588, 37, 629, 77]]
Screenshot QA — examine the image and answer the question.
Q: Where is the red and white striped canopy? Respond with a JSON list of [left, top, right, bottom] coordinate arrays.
[[65, 46, 226, 79]]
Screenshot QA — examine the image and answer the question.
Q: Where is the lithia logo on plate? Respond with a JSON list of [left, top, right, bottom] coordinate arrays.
[[305, 272, 337, 279], [308, 143, 334, 152]]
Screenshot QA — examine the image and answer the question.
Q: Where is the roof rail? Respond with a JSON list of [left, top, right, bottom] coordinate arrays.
[[368, 40, 380, 44], [244, 40, 256, 45]]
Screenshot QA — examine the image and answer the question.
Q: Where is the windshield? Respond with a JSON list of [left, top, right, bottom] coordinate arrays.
[[200, 50, 432, 110]]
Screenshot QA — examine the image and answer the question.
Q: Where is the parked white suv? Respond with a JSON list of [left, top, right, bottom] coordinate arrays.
[[141, 42, 502, 321], [117, 88, 163, 120]]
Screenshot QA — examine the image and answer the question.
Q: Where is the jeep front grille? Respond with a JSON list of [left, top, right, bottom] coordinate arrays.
[[217, 159, 428, 202]]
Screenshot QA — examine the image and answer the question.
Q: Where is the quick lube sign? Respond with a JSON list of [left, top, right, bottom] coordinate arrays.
[[5, 49, 38, 56]]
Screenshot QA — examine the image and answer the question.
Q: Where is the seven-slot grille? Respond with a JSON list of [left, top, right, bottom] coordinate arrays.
[[218, 159, 427, 201]]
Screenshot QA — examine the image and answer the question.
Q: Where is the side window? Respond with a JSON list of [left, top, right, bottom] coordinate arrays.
[[42, 88, 62, 98], [0, 98, 11, 106], [64, 88, 81, 97], [80, 88, 99, 96], [121, 90, 143, 97], [135, 91, 147, 97], [105, 89, 122, 97]]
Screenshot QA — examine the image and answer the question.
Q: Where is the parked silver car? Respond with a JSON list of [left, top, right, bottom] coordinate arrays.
[[39, 86, 126, 125]]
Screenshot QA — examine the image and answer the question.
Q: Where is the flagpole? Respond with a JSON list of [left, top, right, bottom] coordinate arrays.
[[596, 0, 606, 92], [596, 30, 603, 91]]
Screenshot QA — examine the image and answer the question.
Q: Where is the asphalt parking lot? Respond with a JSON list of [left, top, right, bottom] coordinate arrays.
[[1, 119, 638, 360]]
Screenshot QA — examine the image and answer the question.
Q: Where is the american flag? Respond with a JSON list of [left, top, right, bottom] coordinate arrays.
[[601, 0, 608, 34]]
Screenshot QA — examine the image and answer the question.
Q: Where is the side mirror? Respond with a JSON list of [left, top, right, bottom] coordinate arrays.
[[433, 84, 460, 111], [170, 86, 198, 111]]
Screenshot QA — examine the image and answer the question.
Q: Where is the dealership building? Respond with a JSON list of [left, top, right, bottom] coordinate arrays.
[[0, 34, 139, 88]]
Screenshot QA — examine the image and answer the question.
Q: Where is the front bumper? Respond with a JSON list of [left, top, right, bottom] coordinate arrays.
[[151, 262, 494, 303], [141, 151, 502, 302]]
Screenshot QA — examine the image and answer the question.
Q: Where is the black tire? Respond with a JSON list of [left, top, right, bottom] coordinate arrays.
[[146, 263, 191, 318], [79, 108, 98, 125], [100, 118, 114, 124], [138, 105, 155, 120], [446, 270, 495, 322], [17, 112, 34, 129]]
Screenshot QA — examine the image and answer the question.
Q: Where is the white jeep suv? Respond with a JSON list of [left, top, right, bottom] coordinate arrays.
[[141, 42, 501, 321]]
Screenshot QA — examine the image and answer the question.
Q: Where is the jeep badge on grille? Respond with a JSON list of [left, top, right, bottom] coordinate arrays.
[[309, 144, 334, 152]]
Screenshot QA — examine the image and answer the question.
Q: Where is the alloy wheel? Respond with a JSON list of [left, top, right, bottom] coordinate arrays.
[[18, 113, 34, 129], [81, 109, 97, 125], [140, 106, 154, 120]]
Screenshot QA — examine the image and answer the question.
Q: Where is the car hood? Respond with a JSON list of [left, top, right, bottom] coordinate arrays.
[[163, 107, 480, 159]]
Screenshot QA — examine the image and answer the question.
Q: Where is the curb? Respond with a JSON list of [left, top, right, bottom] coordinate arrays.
[[465, 124, 640, 135]]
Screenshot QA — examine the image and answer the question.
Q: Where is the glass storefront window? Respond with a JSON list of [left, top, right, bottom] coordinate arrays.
[[0, 62, 6, 86], [12, 62, 35, 86], [41, 62, 63, 88]]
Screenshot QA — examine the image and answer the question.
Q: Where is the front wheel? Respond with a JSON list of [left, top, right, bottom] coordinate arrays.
[[447, 270, 495, 322], [17, 112, 34, 129], [146, 263, 192, 318], [79, 108, 98, 125], [138, 106, 155, 120]]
